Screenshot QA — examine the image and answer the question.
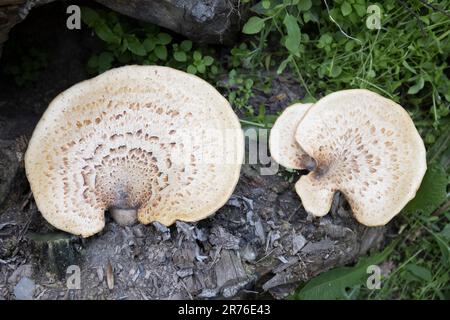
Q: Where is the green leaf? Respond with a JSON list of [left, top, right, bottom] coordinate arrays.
[[353, 4, 366, 17], [427, 125, 450, 167], [117, 51, 131, 64], [180, 40, 193, 52], [318, 33, 333, 48], [283, 14, 301, 55], [297, 0, 312, 11], [157, 33, 172, 45], [154, 45, 168, 60], [262, 0, 271, 9], [441, 224, 450, 240], [345, 41, 355, 52], [187, 65, 197, 74], [341, 2, 353, 16], [81, 7, 100, 27], [173, 51, 187, 62], [329, 65, 343, 78], [112, 23, 123, 37], [87, 55, 99, 69], [98, 52, 114, 72], [406, 264, 432, 282], [203, 56, 214, 66], [277, 56, 291, 74], [197, 63, 206, 74], [210, 65, 218, 74], [404, 164, 447, 216], [242, 16, 265, 34], [402, 60, 417, 74], [143, 38, 155, 52], [432, 230, 450, 265], [407, 77, 425, 94], [126, 36, 146, 56], [301, 95, 317, 103], [294, 244, 395, 300], [95, 22, 121, 44], [193, 51, 202, 61]]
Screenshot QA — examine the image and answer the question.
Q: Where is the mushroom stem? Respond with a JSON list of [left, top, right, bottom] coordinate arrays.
[[301, 155, 317, 172], [110, 208, 138, 227]]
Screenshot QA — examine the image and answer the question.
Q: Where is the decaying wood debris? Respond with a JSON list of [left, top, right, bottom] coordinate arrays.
[[0, 144, 386, 299]]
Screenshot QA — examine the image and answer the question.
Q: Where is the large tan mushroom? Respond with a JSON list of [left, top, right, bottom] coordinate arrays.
[[273, 89, 427, 226], [25, 65, 244, 237], [269, 103, 314, 170]]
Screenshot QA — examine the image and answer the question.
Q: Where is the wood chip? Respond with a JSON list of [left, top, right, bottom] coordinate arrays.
[[106, 261, 114, 290]]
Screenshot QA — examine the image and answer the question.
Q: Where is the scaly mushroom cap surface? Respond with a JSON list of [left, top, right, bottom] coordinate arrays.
[[294, 89, 426, 226], [269, 103, 312, 169], [25, 65, 244, 237]]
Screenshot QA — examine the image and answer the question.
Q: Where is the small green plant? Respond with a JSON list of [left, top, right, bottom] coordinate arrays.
[[240, 0, 449, 134], [81, 7, 219, 79], [2, 44, 47, 86], [237, 0, 450, 300], [224, 69, 255, 112]]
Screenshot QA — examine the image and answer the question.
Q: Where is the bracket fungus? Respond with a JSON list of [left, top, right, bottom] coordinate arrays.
[[25, 65, 244, 237], [269, 103, 314, 170], [270, 89, 427, 226]]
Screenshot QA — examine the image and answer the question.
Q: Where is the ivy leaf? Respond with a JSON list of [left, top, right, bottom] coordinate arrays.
[[283, 14, 301, 55], [242, 17, 265, 34], [126, 36, 146, 56], [154, 45, 168, 60], [293, 244, 394, 300], [404, 164, 448, 216]]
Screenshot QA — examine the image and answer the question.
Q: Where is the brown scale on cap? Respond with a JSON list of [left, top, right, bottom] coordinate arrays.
[[25, 66, 244, 237], [271, 89, 426, 226]]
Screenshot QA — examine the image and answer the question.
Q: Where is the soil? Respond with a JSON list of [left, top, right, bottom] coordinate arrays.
[[0, 2, 388, 300]]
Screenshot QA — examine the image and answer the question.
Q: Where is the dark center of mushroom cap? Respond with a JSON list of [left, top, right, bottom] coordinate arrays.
[[300, 154, 317, 172]]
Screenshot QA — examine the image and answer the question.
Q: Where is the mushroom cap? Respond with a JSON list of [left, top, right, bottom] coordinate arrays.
[[25, 65, 244, 237], [269, 103, 312, 169], [294, 89, 426, 226]]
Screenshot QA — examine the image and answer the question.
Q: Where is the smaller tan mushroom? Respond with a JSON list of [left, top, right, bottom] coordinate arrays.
[[269, 103, 315, 170], [25, 65, 244, 237], [271, 89, 427, 226]]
